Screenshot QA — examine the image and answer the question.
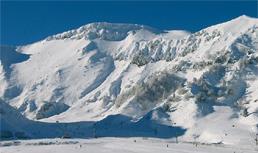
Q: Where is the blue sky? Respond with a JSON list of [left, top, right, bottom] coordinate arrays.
[[1, 1, 257, 45]]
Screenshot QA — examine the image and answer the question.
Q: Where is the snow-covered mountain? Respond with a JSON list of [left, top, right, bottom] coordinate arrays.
[[1, 15, 258, 145]]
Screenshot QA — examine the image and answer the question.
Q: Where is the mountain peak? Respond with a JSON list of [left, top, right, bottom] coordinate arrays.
[[236, 14, 253, 20], [46, 22, 161, 41], [202, 15, 257, 36], [230, 15, 258, 24]]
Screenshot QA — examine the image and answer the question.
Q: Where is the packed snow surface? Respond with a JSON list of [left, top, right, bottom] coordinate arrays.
[[1, 138, 258, 153]]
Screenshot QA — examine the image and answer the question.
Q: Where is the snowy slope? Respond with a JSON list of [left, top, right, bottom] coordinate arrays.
[[0, 15, 258, 146]]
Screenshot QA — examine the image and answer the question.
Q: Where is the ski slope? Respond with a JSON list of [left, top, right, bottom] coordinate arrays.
[[1, 138, 258, 153]]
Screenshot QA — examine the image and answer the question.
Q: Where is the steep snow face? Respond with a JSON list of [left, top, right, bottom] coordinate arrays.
[[0, 64, 6, 98], [1, 23, 190, 120], [0, 46, 30, 99], [0, 16, 258, 145]]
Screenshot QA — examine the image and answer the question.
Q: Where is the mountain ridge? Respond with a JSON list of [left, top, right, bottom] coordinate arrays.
[[0, 15, 258, 145]]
